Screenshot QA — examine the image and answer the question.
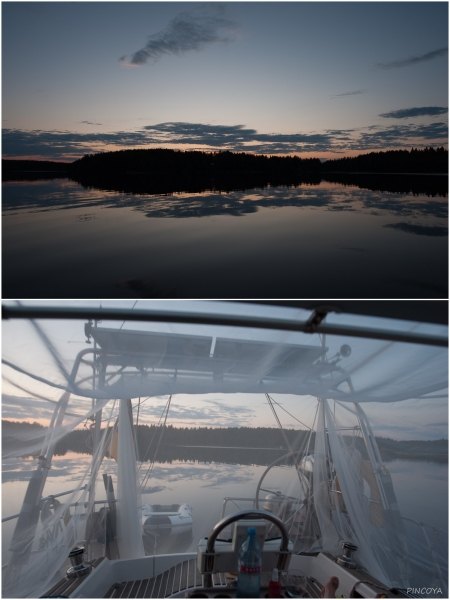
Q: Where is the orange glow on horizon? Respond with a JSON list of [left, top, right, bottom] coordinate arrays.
[[2, 143, 448, 164]]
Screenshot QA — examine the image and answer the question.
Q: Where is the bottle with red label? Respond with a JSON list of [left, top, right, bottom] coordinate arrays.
[[236, 527, 261, 598], [268, 568, 281, 598]]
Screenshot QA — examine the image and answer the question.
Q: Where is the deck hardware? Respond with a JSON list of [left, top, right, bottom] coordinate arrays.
[[336, 542, 358, 569], [66, 546, 92, 579], [304, 305, 341, 333]]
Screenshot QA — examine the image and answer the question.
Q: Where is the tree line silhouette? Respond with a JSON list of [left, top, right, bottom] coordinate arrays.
[[71, 149, 322, 175], [3, 147, 448, 182], [323, 147, 448, 174], [3, 420, 447, 465], [2, 159, 68, 180]]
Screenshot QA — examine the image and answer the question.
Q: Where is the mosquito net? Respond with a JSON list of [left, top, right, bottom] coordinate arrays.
[[2, 301, 448, 597]]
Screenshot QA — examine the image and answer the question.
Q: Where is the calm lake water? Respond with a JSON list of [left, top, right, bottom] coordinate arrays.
[[2, 176, 447, 298], [2, 452, 448, 592]]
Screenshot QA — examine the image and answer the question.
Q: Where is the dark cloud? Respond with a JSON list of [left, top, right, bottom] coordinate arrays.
[[349, 122, 448, 152], [141, 122, 334, 150], [331, 90, 367, 99], [377, 47, 448, 70], [1, 127, 152, 159], [121, 6, 236, 66], [379, 107, 448, 119], [2, 120, 448, 160]]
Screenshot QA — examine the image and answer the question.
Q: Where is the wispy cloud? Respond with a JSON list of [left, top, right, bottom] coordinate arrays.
[[377, 47, 448, 70], [120, 5, 236, 66], [379, 107, 448, 119], [331, 90, 367, 99], [78, 120, 102, 126]]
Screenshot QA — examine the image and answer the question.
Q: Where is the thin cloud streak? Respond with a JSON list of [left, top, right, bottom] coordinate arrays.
[[379, 107, 448, 119], [331, 90, 367, 99], [121, 6, 236, 66], [377, 47, 448, 69]]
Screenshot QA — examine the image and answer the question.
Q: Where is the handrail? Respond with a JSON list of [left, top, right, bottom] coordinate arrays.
[[1, 485, 87, 523], [402, 515, 447, 535]]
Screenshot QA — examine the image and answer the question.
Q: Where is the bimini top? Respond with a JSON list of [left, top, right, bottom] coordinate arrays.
[[2, 300, 447, 406], [85, 322, 331, 398]]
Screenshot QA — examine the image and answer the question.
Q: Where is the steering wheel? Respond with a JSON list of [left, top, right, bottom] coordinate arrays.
[[203, 509, 291, 587], [255, 451, 309, 509]]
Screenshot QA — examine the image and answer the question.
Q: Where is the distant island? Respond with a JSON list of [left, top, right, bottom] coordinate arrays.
[[3, 148, 447, 198], [3, 420, 447, 465], [2, 146, 448, 178], [2, 159, 69, 176]]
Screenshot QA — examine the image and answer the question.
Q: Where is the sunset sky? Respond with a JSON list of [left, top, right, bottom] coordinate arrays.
[[2, 2, 448, 161]]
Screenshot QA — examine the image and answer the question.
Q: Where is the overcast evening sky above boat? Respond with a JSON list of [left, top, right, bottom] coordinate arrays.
[[2, 1, 448, 162]]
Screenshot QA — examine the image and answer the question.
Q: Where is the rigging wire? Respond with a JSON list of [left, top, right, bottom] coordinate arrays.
[[138, 396, 172, 497], [267, 395, 313, 431], [119, 300, 138, 331], [137, 400, 169, 474], [306, 402, 319, 456], [265, 393, 293, 453], [265, 393, 309, 499]]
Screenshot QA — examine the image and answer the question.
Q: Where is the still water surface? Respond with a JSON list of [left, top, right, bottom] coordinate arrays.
[[2, 177, 447, 298], [2, 453, 448, 584]]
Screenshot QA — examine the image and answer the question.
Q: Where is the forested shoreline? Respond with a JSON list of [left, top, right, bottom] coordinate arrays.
[[3, 420, 447, 464], [2, 146, 448, 179]]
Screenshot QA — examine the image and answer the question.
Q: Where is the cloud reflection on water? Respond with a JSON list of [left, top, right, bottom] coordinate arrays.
[[2, 177, 447, 299], [2, 178, 447, 222]]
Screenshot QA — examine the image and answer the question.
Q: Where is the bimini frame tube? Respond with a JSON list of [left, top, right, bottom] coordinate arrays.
[[2, 303, 447, 348], [6, 346, 102, 573]]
